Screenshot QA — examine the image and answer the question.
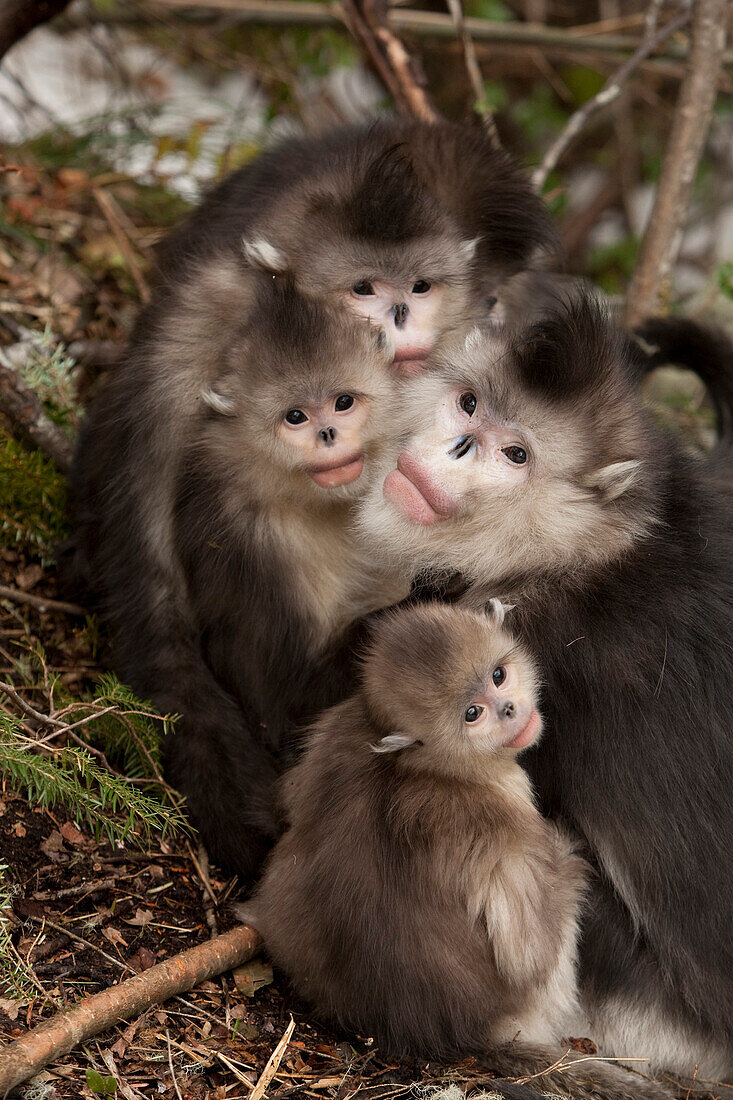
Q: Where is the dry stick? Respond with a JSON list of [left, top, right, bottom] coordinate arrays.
[[0, 924, 263, 1096], [0, 585, 85, 617], [0, 347, 73, 472], [141, 0, 733, 67], [326, 0, 439, 121], [445, 0, 500, 145], [532, 4, 690, 190], [93, 188, 151, 304], [625, 0, 729, 325]]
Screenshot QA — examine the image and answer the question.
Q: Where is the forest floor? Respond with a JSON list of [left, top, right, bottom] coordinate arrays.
[[0, 139, 723, 1100]]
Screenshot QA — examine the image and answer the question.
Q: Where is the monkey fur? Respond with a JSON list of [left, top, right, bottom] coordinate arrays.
[[244, 601, 674, 1100], [357, 294, 733, 1081], [70, 268, 408, 877]]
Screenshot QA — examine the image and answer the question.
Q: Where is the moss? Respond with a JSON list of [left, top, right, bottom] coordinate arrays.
[[0, 434, 69, 559]]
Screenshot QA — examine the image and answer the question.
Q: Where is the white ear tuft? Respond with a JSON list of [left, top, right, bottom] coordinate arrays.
[[591, 459, 642, 502], [371, 733, 417, 754], [487, 597, 514, 625], [464, 325, 484, 354], [459, 236, 481, 263], [242, 236, 287, 273], [201, 386, 236, 415]]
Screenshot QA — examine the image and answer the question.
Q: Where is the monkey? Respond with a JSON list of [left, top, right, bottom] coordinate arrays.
[[242, 601, 674, 1100], [355, 294, 733, 1082], [70, 266, 410, 878], [156, 118, 559, 375]]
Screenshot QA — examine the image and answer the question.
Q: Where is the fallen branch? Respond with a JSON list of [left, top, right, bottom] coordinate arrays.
[[340, 0, 439, 121], [625, 0, 729, 324], [0, 923, 263, 1095], [532, 1, 690, 190], [0, 346, 73, 472]]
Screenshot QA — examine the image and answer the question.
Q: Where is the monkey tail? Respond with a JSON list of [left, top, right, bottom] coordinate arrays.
[[632, 316, 733, 446], [481, 1041, 675, 1100]]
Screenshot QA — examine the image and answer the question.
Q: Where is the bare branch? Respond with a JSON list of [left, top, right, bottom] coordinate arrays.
[[0, 584, 85, 616], [445, 0, 500, 144], [532, 3, 690, 191], [0, 344, 73, 472], [340, 0, 439, 121], [626, 0, 729, 325], [0, 924, 262, 1094], [0, 0, 74, 62]]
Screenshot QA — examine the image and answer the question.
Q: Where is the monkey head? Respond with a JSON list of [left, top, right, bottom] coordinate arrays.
[[198, 276, 397, 504], [358, 295, 657, 585], [242, 144, 481, 377], [363, 601, 541, 774]]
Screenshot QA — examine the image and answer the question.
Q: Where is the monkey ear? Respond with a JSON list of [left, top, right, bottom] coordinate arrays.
[[458, 237, 481, 263], [487, 597, 514, 625], [201, 381, 237, 416], [588, 459, 642, 502], [371, 733, 419, 754], [242, 236, 288, 274]]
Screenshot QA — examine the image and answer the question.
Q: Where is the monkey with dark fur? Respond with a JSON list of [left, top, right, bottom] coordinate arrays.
[[71, 268, 407, 875], [245, 601, 673, 1100], [70, 120, 556, 878], [358, 294, 733, 1081]]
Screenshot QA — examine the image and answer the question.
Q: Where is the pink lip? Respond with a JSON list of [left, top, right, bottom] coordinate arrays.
[[309, 452, 364, 488], [382, 450, 457, 526], [392, 347, 432, 378], [505, 709, 542, 750], [393, 346, 431, 362]]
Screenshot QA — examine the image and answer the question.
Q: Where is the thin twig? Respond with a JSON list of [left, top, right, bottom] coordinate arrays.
[[625, 0, 729, 324], [532, 2, 689, 190], [0, 584, 86, 617], [93, 188, 150, 304], [166, 1029, 185, 1100], [249, 1017, 296, 1100], [445, 0, 500, 144]]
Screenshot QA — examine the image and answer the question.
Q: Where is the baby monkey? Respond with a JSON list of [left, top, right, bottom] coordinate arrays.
[[247, 601, 585, 1059]]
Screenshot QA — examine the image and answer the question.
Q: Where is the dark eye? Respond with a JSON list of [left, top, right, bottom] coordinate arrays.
[[352, 281, 375, 296], [460, 392, 477, 417], [285, 409, 308, 425], [492, 666, 506, 687], [412, 280, 431, 294], [502, 445, 527, 465], [334, 394, 354, 412], [465, 704, 484, 723]]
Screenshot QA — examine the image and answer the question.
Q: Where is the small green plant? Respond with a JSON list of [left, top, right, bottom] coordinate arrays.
[[717, 262, 733, 300], [0, 863, 36, 1001], [18, 329, 79, 433], [85, 1069, 118, 1095], [0, 434, 68, 557]]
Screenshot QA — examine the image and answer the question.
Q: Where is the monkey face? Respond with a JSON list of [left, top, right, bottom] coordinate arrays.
[[347, 276, 448, 377], [277, 392, 373, 489], [365, 603, 542, 773], [358, 297, 652, 585]]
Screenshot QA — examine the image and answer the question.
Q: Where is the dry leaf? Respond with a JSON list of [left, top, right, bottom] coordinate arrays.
[[15, 563, 42, 591], [11, 821, 26, 838], [60, 821, 85, 846], [102, 925, 128, 949], [0, 998, 21, 1020], [232, 959, 274, 998], [124, 907, 153, 927]]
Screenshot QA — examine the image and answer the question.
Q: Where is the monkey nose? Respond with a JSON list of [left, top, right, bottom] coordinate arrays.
[[392, 303, 408, 329], [319, 426, 337, 446], [499, 701, 516, 720]]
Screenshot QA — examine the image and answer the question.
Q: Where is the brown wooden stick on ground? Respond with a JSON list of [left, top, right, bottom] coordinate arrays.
[[0, 924, 263, 1095], [625, 0, 729, 325]]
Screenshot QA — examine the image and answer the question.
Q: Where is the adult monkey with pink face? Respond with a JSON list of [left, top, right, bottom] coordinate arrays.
[[358, 295, 733, 1082]]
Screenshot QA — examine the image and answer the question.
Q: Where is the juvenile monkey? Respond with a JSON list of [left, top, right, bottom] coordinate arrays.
[[159, 118, 559, 374], [71, 269, 408, 875], [246, 603, 671, 1100], [357, 296, 733, 1081]]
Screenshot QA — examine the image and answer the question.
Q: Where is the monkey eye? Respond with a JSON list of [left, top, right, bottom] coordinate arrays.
[[465, 704, 484, 723], [459, 392, 477, 416], [502, 445, 527, 465], [412, 280, 431, 294], [352, 281, 375, 296], [334, 394, 355, 412], [285, 409, 308, 426], [492, 666, 506, 687]]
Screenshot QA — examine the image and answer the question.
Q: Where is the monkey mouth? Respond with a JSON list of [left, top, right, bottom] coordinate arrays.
[[504, 709, 542, 751], [308, 452, 364, 488], [382, 451, 457, 526], [392, 347, 432, 377]]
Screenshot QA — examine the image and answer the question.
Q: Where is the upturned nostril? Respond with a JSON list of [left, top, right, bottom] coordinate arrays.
[[392, 303, 408, 329], [319, 427, 336, 445], [500, 701, 516, 720]]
